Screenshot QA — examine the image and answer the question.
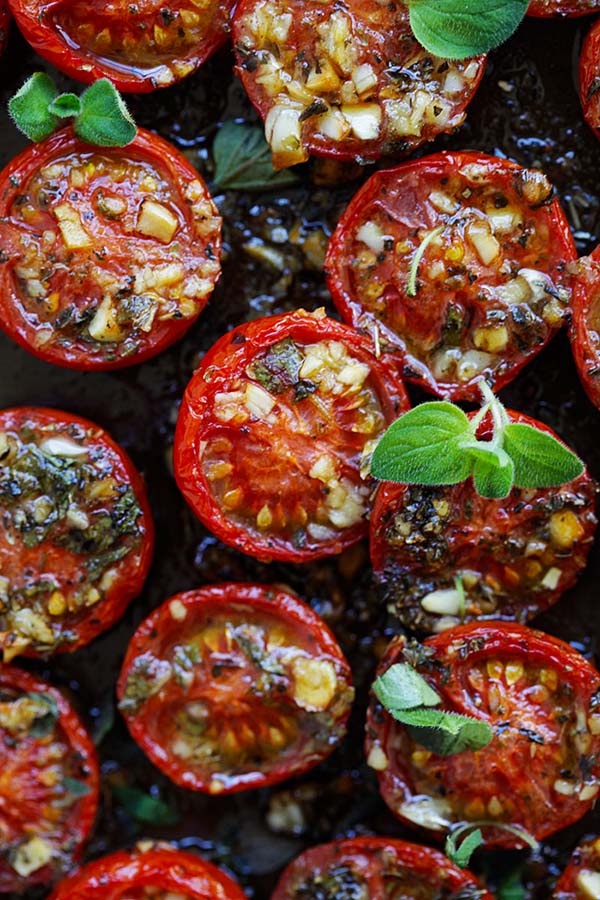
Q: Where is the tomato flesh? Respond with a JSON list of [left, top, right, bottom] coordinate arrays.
[[232, 0, 485, 167], [0, 407, 154, 659], [325, 152, 576, 400], [569, 246, 600, 410], [366, 623, 600, 847], [555, 840, 600, 900], [117, 583, 354, 794], [528, 0, 600, 15]]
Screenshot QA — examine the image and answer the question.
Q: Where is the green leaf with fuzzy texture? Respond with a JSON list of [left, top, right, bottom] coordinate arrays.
[[49, 93, 81, 118], [445, 828, 483, 868], [373, 663, 441, 711], [213, 122, 300, 191], [9, 73, 59, 142], [407, 0, 528, 59], [390, 707, 493, 755], [74, 79, 136, 147], [503, 423, 584, 488]]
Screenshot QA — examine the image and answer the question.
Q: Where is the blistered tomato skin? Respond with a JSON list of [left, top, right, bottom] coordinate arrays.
[[371, 410, 597, 632], [272, 837, 493, 900], [0, 665, 99, 894], [48, 846, 249, 900], [529, 0, 600, 15], [580, 22, 600, 142], [7, 0, 235, 92], [325, 151, 576, 401], [554, 839, 600, 900], [0, 406, 154, 660], [0, 3, 10, 54], [117, 583, 355, 795], [0, 127, 221, 370], [174, 309, 409, 563], [365, 622, 600, 847], [570, 248, 600, 410], [232, 0, 485, 168]]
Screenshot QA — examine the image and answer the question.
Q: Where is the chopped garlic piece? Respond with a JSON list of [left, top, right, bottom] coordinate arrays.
[[137, 199, 179, 243]]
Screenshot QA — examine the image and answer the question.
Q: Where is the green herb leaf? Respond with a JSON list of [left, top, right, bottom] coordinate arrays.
[[48, 93, 82, 119], [373, 662, 441, 711], [447, 822, 538, 866], [62, 777, 92, 798], [9, 73, 59, 142], [464, 444, 515, 499], [503, 423, 584, 488], [112, 785, 180, 827], [213, 121, 301, 191], [445, 827, 483, 868], [407, 0, 528, 59], [391, 706, 493, 755], [74, 79, 136, 147], [26, 692, 60, 738], [498, 868, 527, 900]]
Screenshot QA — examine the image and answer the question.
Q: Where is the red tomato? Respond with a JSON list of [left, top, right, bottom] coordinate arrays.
[[580, 20, 600, 141], [365, 622, 600, 847], [0, 3, 10, 54], [325, 151, 576, 400], [232, 0, 485, 168], [529, 0, 600, 15], [0, 127, 221, 371], [7, 1, 235, 92], [570, 247, 600, 409], [117, 583, 354, 794], [370, 410, 597, 632], [48, 845, 249, 900], [272, 837, 493, 900], [174, 309, 408, 563], [0, 665, 99, 893], [554, 839, 600, 900], [0, 406, 154, 660]]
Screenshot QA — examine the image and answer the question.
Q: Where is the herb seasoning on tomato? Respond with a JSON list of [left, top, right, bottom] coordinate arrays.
[[0, 665, 99, 893], [0, 127, 221, 370], [555, 839, 600, 900], [174, 309, 408, 563], [366, 622, 600, 846], [0, 407, 153, 660], [325, 151, 576, 400], [529, 0, 600, 15], [232, 0, 485, 168], [117, 583, 354, 795]]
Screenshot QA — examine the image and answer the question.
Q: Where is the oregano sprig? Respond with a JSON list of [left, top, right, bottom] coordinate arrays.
[[445, 821, 538, 868]]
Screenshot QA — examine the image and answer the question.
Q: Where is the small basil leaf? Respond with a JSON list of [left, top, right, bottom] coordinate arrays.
[[27, 692, 60, 738], [75, 79, 136, 147], [48, 93, 82, 119], [112, 785, 180, 826], [371, 402, 473, 485], [503, 423, 584, 488], [407, 0, 528, 59], [445, 827, 483, 868], [390, 707, 493, 755], [213, 121, 300, 191], [373, 663, 441, 711], [468, 445, 514, 499], [9, 72, 59, 142]]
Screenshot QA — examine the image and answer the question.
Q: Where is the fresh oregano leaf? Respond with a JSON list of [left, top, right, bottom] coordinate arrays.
[[373, 662, 441, 711], [74, 79, 136, 147], [390, 707, 493, 755], [27, 692, 60, 738], [112, 785, 180, 826], [445, 827, 483, 868], [49, 93, 82, 119], [503, 423, 584, 488], [9, 73, 59, 142], [463, 444, 515, 499], [213, 121, 301, 191], [447, 822, 538, 867], [407, 0, 528, 60]]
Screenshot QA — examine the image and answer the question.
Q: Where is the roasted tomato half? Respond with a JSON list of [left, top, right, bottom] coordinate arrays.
[[581, 21, 600, 142], [0, 127, 221, 370], [529, 0, 600, 15], [7, 0, 235, 92], [325, 151, 576, 400], [272, 837, 492, 900], [0, 3, 10, 54], [0, 665, 99, 893], [117, 583, 354, 795], [366, 622, 600, 847], [0, 407, 154, 660], [174, 308, 408, 563], [370, 410, 597, 632], [555, 839, 600, 900], [232, 0, 485, 168], [570, 248, 600, 410], [48, 845, 248, 900]]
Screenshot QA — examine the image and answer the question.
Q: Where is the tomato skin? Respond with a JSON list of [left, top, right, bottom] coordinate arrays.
[[0, 406, 154, 658], [529, 0, 600, 15], [581, 20, 600, 141], [272, 837, 493, 900], [0, 3, 10, 54], [370, 409, 597, 631], [117, 582, 354, 794], [174, 309, 409, 563], [48, 846, 249, 900], [7, 1, 234, 92], [0, 127, 221, 371], [325, 151, 576, 401], [570, 247, 600, 410], [554, 840, 600, 900], [0, 665, 99, 893], [365, 622, 600, 848]]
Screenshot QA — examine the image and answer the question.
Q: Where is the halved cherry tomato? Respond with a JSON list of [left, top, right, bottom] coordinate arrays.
[[370, 410, 597, 632], [0, 3, 10, 55], [272, 837, 493, 900], [48, 845, 249, 900], [174, 308, 408, 563], [365, 622, 600, 847], [117, 583, 354, 794], [0, 406, 154, 660], [7, 1, 235, 92], [529, 0, 600, 15], [554, 839, 600, 900], [0, 127, 221, 370], [570, 247, 600, 409], [580, 20, 600, 142], [0, 665, 99, 893], [325, 151, 576, 400], [232, 0, 485, 168]]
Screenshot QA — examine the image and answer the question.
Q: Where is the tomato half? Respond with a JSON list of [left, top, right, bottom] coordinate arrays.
[[174, 308, 408, 563], [232, 0, 485, 168], [325, 151, 576, 400], [365, 622, 600, 847], [0, 3, 10, 55], [0, 127, 221, 370], [117, 583, 354, 794], [370, 410, 597, 632], [7, 1, 235, 92], [0, 406, 154, 660], [272, 837, 493, 900], [48, 845, 249, 900], [529, 0, 600, 15], [0, 665, 99, 893], [555, 839, 600, 900], [580, 20, 600, 142], [570, 247, 600, 410]]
